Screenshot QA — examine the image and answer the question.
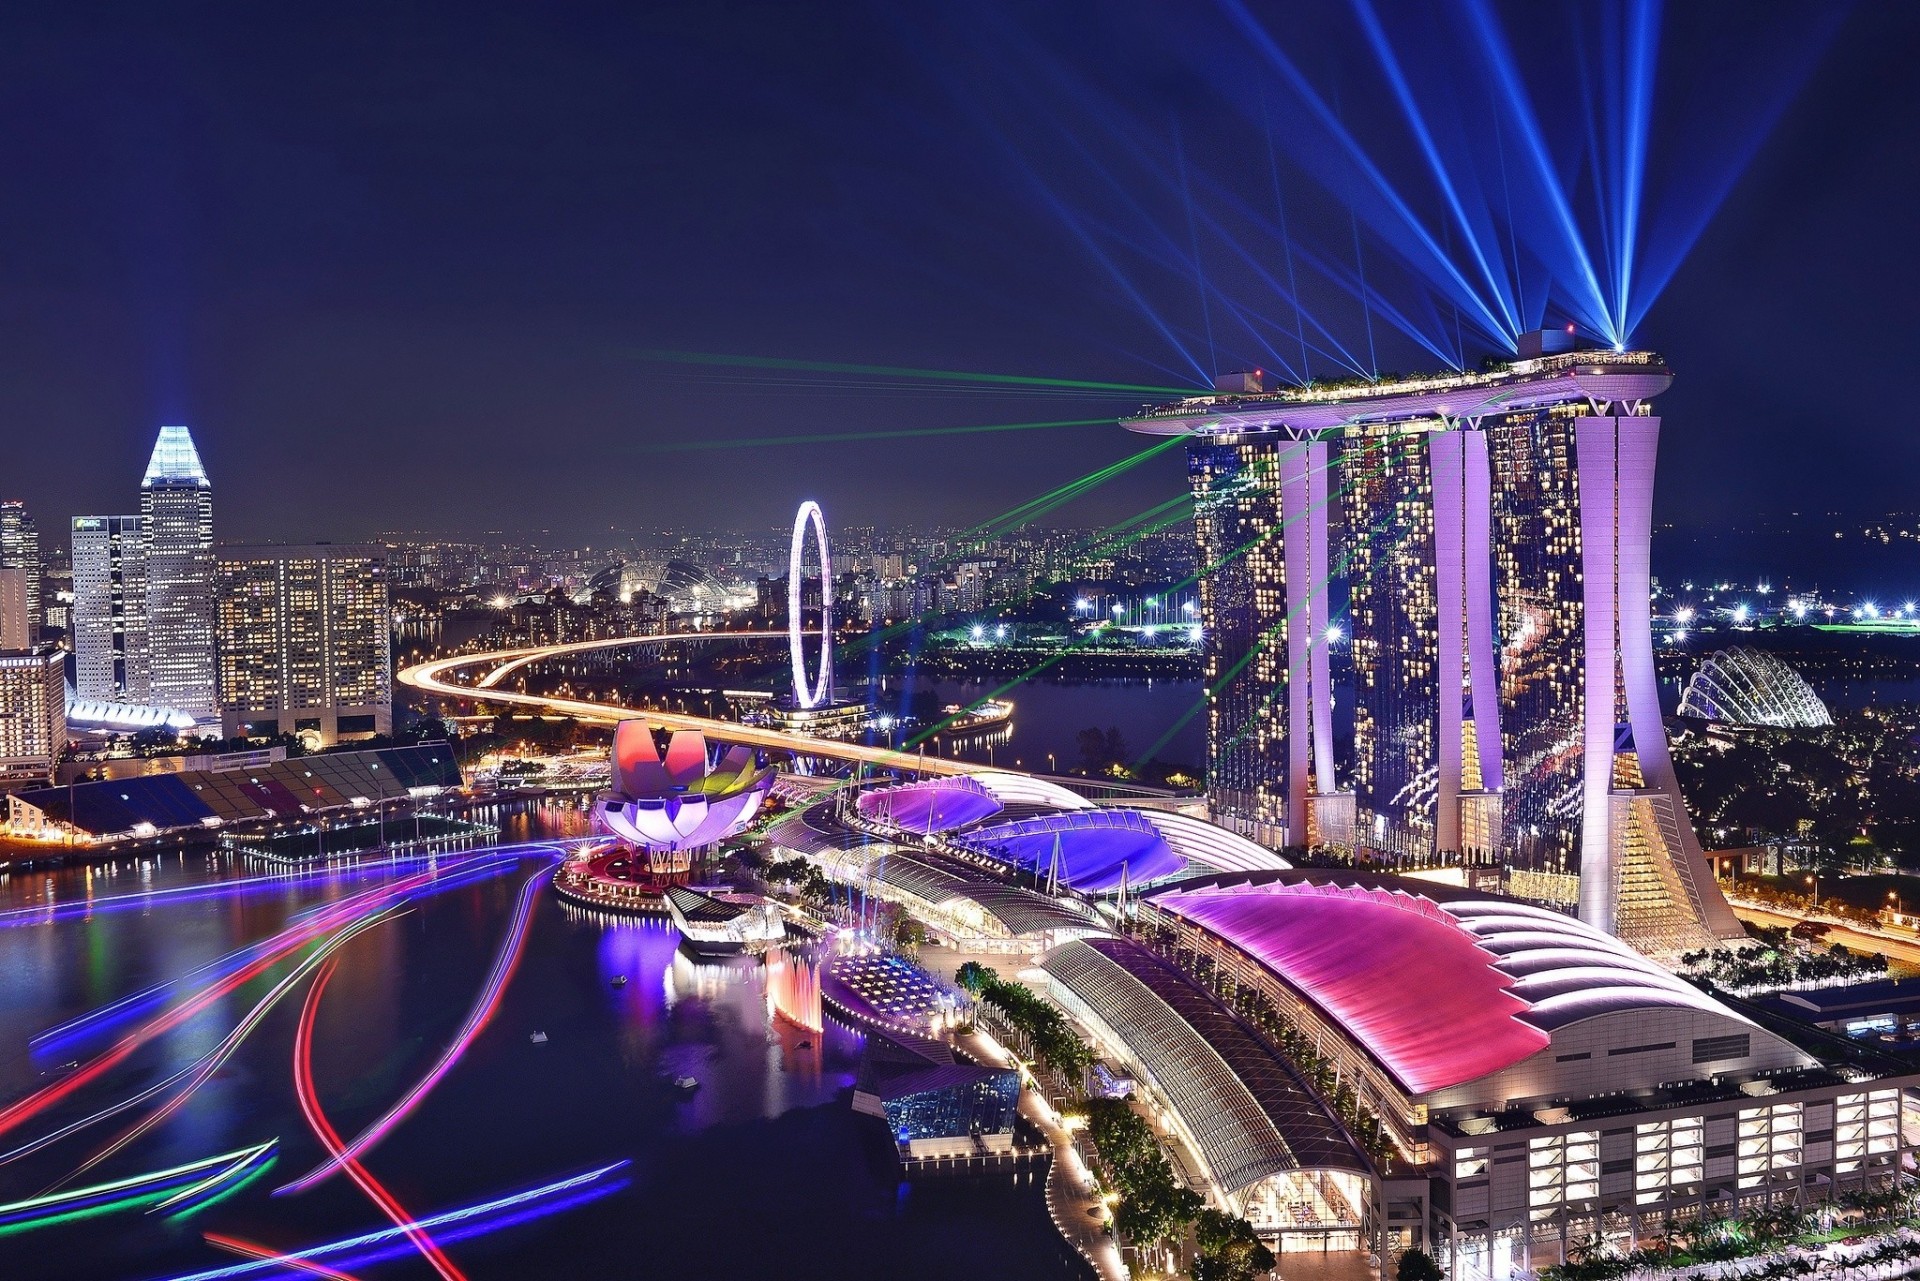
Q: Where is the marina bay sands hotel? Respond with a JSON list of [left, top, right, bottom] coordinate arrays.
[[1122, 333, 1742, 955]]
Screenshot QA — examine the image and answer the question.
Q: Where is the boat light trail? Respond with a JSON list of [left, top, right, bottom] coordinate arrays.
[[0, 854, 522, 1142], [279, 863, 555, 1193], [0, 1141, 274, 1235], [0, 863, 382, 930], [40, 909, 405, 1189], [162, 1164, 630, 1281], [31, 848, 542, 1056], [203, 1236, 361, 1281], [295, 958, 466, 1281]]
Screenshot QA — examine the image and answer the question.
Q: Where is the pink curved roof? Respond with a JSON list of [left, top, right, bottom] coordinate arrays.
[[1154, 883, 1549, 1095]]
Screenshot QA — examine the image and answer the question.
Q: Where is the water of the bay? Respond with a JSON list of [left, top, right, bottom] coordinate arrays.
[[0, 802, 1080, 1280], [921, 677, 1206, 773]]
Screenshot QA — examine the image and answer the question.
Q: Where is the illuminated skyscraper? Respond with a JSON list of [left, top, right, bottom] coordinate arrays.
[[215, 544, 391, 744], [140, 425, 217, 720], [0, 500, 40, 644], [71, 515, 151, 702], [1124, 343, 1740, 953], [1187, 438, 1289, 846]]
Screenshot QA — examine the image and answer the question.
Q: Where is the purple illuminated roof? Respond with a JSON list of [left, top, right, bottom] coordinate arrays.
[[954, 810, 1185, 893], [1153, 882, 1549, 1094], [857, 777, 1003, 834]]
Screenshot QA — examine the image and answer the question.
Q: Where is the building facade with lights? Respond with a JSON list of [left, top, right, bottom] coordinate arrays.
[[1136, 870, 1920, 1276], [71, 514, 152, 703], [141, 426, 219, 721], [214, 543, 392, 744], [0, 500, 41, 647], [1125, 344, 1741, 952], [0, 645, 66, 788]]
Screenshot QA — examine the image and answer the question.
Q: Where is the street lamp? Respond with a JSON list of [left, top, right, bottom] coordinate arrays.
[[1806, 873, 1819, 911]]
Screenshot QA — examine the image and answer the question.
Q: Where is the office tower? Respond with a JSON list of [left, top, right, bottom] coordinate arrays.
[[0, 645, 66, 788], [0, 567, 27, 650], [0, 501, 40, 645], [140, 426, 217, 719], [1124, 341, 1739, 954], [215, 544, 392, 744], [71, 516, 151, 702]]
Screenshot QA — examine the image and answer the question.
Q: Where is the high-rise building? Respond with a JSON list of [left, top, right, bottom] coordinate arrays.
[[0, 645, 66, 788], [0, 500, 40, 645], [71, 515, 151, 702], [140, 426, 217, 719], [0, 567, 28, 651], [214, 544, 392, 745], [1125, 341, 1740, 954]]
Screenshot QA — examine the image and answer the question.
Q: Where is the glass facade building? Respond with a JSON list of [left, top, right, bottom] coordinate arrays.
[[141, 426, 218, 720], [1187, 438, 1290, 846], [0, 500, 40, 646], [71, 515, 151, 703]]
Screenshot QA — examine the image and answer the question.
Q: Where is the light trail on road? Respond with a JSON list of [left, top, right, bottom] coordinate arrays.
[[402, 638, 1003, 778]]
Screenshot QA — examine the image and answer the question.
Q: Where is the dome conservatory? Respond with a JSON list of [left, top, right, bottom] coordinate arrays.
[[1677, 647, 1832, 728]]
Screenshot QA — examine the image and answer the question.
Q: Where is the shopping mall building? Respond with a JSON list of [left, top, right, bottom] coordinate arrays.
[[1133, 870, 1920, 1275]]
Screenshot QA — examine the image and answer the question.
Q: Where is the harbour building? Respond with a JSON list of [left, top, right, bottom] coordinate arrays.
[[141, 426, 218, 720], [1124, 340, 1741, 952], [214, 543, 392, 745], [71, 515, 151, 703]]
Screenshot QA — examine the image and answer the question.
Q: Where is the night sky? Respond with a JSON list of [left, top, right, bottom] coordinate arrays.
[[0, 1, 1914, 547]]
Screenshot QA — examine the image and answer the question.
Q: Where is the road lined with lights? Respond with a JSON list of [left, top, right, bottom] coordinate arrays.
[[399, 634, 1006, 778]]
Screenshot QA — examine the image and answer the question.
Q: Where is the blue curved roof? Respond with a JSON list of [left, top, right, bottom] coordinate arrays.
[[953, 809, 1185, 892]]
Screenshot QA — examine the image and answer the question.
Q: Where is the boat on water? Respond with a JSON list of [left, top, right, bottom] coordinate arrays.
[[530, 1031, 549, 1044], [610, 975, 628, 988], [672, 1075, 699, 1091]]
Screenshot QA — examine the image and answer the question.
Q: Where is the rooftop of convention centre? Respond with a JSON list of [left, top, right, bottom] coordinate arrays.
[[1146, 874, 1785, 1099]]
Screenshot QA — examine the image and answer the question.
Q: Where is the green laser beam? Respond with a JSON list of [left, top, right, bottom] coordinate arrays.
[[1134, 429, 1427, 772], [645, 418, 1112, 453], [628, 348, 1196, 396]]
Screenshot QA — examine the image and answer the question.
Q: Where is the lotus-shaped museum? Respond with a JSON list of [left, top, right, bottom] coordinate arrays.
[[592, 721, 772, 854]]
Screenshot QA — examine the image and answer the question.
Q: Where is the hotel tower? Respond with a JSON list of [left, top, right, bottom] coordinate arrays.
[[1124, 336, 1742, 954]]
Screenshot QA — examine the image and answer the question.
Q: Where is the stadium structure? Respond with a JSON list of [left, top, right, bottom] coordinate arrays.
[[1123, 336, 1741, 955], [1678, 648, 1833, 728]]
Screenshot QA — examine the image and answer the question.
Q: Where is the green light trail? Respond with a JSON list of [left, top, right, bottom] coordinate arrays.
[[629, 348, 1196, 396], [0, 1141, 277, 1236], [648, 417, 1112, 453]]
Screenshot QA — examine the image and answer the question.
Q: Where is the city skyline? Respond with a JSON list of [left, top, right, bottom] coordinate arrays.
[[3, 8, 1920, 1281]]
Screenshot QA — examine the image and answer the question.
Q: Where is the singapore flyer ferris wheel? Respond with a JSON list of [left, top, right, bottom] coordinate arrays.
[[787, 500, 832, 709]]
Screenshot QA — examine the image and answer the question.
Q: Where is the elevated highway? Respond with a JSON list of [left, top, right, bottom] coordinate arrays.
[[397, 631, 994, 778]]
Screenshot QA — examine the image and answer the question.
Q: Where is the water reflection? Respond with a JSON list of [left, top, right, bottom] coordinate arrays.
[[0, 803, 1073, 1281]]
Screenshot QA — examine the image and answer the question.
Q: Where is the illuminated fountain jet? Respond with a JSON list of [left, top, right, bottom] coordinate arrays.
[[592, 721, 772, 878]]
